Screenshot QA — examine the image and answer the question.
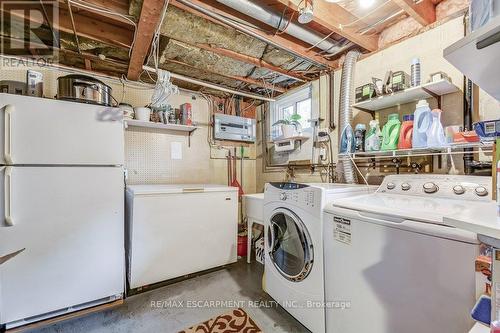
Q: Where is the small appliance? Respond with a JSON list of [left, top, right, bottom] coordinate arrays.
[[57, 74, 113, 106]]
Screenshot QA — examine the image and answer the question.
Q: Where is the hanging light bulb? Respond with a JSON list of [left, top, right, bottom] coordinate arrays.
[[359, 0, 375, 8], [298, 0, 314, 24]]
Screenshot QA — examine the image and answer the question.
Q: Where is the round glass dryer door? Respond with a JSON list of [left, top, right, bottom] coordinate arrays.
[[267, 208, 313, 282]]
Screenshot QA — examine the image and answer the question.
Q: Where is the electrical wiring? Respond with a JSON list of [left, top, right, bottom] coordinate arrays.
[[306, 32, 335, 51], [144, 0, 181, 108], [67, 0, 137, 57], [339, 0, 392, 29]]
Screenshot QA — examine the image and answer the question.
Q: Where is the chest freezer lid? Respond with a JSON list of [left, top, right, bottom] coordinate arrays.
[[127, 184, 239, 195], [325, 192, 492, 225]]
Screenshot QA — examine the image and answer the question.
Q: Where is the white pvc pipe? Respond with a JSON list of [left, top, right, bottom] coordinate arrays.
[[143, 65, 276, 102]]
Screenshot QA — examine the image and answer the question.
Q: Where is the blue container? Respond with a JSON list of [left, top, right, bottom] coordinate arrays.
[[474, 119, 500, 140]]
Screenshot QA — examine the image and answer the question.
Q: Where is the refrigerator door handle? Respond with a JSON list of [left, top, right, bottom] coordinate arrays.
[[4, 104, 13, 164], [5, 166, 13, 226]]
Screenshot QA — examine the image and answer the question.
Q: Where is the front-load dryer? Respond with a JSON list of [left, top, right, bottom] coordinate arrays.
[[264, 182, 373, 333], [323, 174, 492, 333]]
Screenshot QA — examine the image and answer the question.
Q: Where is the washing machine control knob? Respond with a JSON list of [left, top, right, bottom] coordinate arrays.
[[453, 185, 465, 195], [401, 183, 411, 191], [423, 182, 438, 194], [387, 182, 396, 190], [475, 186, 488, 197], [280, 192, 287, 201]]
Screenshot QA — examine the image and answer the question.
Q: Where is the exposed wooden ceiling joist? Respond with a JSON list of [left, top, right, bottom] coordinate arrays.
[[260, 0, 379, 52], [167, 37, 307, 82], [392, 0, 436, 26], [164, 58, 287, 93], [59, 0, 133, 26], [4, 6, 133, 48], [169, 0, 337, 69], [127, 0, 165, 80]]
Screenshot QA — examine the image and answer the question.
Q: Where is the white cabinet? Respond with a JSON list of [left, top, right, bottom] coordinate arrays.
[[126, 185, 238, 289]]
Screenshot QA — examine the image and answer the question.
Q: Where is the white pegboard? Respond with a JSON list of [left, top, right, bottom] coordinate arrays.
[[0, 62, 257, 191]]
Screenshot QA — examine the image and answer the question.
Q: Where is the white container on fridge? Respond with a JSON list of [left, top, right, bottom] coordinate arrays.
[[126, 184, 238, 289]]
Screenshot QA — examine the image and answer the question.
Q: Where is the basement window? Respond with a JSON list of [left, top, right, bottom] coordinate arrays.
[[270, 85, 312, 139]]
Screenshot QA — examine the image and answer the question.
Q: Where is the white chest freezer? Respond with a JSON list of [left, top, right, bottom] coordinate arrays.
[[126, 184, 238, 289]]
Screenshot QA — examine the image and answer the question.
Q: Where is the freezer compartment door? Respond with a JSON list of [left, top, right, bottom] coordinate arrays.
[[0, 166, 125, 326], [0, 94, 123, 165], [127, 190, 238, 289]]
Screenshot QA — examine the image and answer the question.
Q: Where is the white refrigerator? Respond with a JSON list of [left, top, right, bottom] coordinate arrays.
[[0, 93, 125, 329]]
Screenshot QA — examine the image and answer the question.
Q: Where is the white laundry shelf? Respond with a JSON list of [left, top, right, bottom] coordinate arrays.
[[340, 141, 493, 160], [352, 79, 460, 112], [125, 119, 198, 132]]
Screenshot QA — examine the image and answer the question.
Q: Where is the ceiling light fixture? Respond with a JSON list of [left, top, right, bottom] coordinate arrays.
[[359, 0, 376, 9], [298, 0, 314, 24]]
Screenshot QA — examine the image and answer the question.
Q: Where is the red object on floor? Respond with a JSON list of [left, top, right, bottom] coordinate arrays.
[[237, 235, 247, 257]]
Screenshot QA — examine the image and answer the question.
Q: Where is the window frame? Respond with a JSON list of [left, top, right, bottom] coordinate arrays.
[[269, 85, 312, 140]]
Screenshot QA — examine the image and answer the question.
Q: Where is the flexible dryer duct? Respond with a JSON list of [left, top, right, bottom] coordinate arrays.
[[338, 50, 361, 184]]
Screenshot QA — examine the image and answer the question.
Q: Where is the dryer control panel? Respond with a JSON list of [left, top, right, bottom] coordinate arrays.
[[378, 174, 492, 201], [265, 183, 322, 212]]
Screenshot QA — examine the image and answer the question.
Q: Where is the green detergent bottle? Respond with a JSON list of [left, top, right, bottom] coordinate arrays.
[[381, 114, 401, 151]]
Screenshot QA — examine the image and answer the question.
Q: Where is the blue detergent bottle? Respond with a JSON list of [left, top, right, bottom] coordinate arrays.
[[412, 99, 432, 148]]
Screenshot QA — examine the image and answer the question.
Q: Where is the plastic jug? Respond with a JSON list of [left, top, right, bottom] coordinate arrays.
[[354, 124, 366, 152], [427, 109, 447, 147], [412, 99, 432, 148], [398, 114, 414, 149], [381, 114, 401, 151], [365, 120, 381, 151]]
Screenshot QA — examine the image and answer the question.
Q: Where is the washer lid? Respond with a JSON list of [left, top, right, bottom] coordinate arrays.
[[127, 184, 238, 195], [306, 183, 376, 194], [326, 192, 492, 225]]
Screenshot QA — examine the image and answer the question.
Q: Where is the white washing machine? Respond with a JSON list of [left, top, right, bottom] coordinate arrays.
[[264, 182, 373, 333], [323, 174, 493, 333]]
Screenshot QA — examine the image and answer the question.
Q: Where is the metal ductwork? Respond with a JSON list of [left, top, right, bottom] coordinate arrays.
[[214, 0, 349, 55], [338, 50, 361, 184]]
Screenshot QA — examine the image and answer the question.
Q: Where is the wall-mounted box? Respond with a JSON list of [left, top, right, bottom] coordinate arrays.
[[213, 114, 256, 143]]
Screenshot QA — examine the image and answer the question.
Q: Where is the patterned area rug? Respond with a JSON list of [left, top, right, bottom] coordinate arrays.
[[179, 308, 262, 333]]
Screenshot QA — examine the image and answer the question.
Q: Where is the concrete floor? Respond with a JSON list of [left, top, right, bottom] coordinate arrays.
[[32, 260, 309, 333]]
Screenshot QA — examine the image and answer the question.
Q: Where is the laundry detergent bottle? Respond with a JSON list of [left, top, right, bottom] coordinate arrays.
[[427, 109, 447, 147], [398, 114, 414, 149], [365, 119, 381, 151], [412, 99, 432, 148], [381, 114, 401, 151]]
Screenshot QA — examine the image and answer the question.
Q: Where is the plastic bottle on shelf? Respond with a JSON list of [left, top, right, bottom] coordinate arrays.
[[426, 109, 447, 148], [381, 114, 401, 151], [398, 114, 414, 149], [412, 99, 432, 148], [354, 124, 367, 152], [365, 119, 382, 152], [411, 58, 421, 87]]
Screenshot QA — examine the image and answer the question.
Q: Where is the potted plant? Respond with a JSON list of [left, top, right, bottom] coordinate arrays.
[[273, 114, 302, 138]]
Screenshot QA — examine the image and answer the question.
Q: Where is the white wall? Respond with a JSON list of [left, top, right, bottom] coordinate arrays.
[[0, 62, 258, 193]]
